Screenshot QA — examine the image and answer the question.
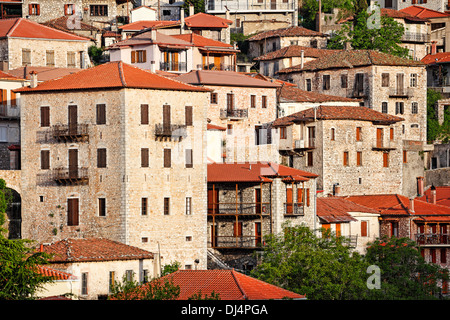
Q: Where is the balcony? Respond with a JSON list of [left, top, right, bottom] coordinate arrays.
[[219, 108, 248, 120], [349, 87, 369, 98], [154, 123, 187, 139], [388, 87, 414, 98], [402, 32, 430, 43], [197, 63, 235, 71], [52, 167, 89, 185], [208, 202, 271, 216], [0, 105, 19, 119], [159, 61, 187, 72], [209, 235, 263, 249], [415, 233, 450, 246], [52, 124, 89, 142], [372, 139, 396, 151], [284, 203, 304, 216]]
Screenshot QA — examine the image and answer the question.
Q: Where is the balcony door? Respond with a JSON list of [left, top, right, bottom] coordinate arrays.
[[68, 105, 77, 135], [396, 73, 404, 95], [255, 222, 262, 246], [207, 189, 219, 214], [286, 188, 293, 214], [68, 149, 78, 179], [376, 128, 383, 148], [163, 105, 171, 133], [255, 188, 261, 214]]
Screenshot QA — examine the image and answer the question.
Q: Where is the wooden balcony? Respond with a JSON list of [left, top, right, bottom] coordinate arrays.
[[209, 235, 263, 249], [197, 63, 235, 71], [388, 87, 414, 98], [154, 123, 187, 139], [52, 124, 89, 142], [415, 233, 450, 246], [372, 139, 396, 151], [0, 104, 19, 119], [220, 108, 248, 120], [52, 167, 89, 185], [284, 203, 304, 216], [208, 202, 271, 216]]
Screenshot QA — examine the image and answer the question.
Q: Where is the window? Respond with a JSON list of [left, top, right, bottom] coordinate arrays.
[[46, 50, 55, 67], [185, 106, 192, 126], [306, 79, 312, 91], [81, 273, 88, 295], [22, 49, 31, 66], [186, 197, 192, 215], [381, 73, 389, 87], [109, 271, 115, 293], [67, 198, 79, 226], [391, 221, 398, 237], [441, 248, 447, 264], [255, 125, 272, 145], [382, 102, 388, 114], [355, 73, 364, 94], [29, 3, 40, 15], [403, 150, 407, 163], [234, 222, 243, 237], [97, 148, 107, 168], [164, 149, 171, 168], [307, 151, 313, 166], [356, 127, 362, 141], [40, 106, 50, 127], [227, 93, 234, 109], [41, 150, 50, 170], [341, 74, 348, 88], [90, 4, 107, 16], [390, 128, 394, 141], [322, 75, 330, 90], [131, 50, 146, 63], [67, 51, 76, 67], [431, 248, 436, 263], [140, 104, 149, 124], [383, 152, 389, 168], [343, 151, 349, 166], [163, 9, 171, 16], [330, 128, 335, 141], [210, 92, 218, 104], [141, 148, 149, 167], [64, 4, 75, 15], [395, 102, 404, 115], [186, 236, 192, 242], [262, 96, 267, 108], [357, 151, 362, 166], [411, 102, 418, 114], [125, 270, 134, 282], [164, 197, 170, 215], [96, 104, 106, 125], [361, 221, 368, 237], [280, 127, 287, 139], [251, 95, 256, 108], [185, 148, 193, 168], [98, 198, 106, 217], [410, 73, 417, 87], [141, 198, 148, 215], [0, 126, 6, 142]]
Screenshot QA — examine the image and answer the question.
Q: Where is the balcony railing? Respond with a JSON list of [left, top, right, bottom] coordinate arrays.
[[415, 233, 450, 246], [52, 124, 89, 142], [0, 105, 19, 118], [284, 203, 304, 216], [208, 202, 271, 215], [402, 32, 430, 43], [197, 63, 235, 71], [219, 108, 248, 119], [52, 167, 89, 185], [388, 87, 414, 98], [209, 236, 263, 249], [372, 139, 396, 151], [154, 123, 187, 139], [160, 61, 187, 72]]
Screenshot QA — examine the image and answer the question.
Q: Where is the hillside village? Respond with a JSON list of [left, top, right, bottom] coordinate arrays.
[[0, 0, 449, 301]]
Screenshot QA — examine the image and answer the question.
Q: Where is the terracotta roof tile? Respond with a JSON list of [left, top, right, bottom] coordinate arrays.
[[0, 18, 90, 41], [419, 186, 450, 207], [172, 32, 234, 49], [184, 12, 232, 28], [37, 265, 76, 280], [153, 269, 305, 300], [41, 16, 99, 33], [421, 52, 450, 65], [8, 66, 80, 82], [317, 197, 377, 223], [108, 30, 192, 49], [278, 50, 424, 74], [0, 69, 24, 80], [15, 61, 210, 93], [339, 8, 429, 23], [255, 45, 339, 61], [118, 20, 180, 31], [272, 105, 404, 127], [278, 86, 360, 103], [248, 26, 325, 41], [401, 5, 450, 18], [177, 70, 280, 88], [41, 238, 154, 263]]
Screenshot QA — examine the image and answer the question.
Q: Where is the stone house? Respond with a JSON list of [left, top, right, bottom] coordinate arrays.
[[176, 70, 280, 163], [247, 26, 328, 60], [0, 18, 91, 71], [15, 61, 210, 271], [373, 0, 448, 12], [272, 105, 406, 197], [207, 161, 318, 271], [40, 238, 157, 300], [422, 51, 450, 94]]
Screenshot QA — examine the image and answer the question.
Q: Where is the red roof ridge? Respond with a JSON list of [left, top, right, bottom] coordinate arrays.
[[118, 61, 127, 87], [230, 269, 248, 299]]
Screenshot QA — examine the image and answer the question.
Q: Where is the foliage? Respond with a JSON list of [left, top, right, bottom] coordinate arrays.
[[161, 261, 181, 276], [188, 290, 220, 300], [300, 0, 356, 30], [365, 237, 448, 300], [427, 89, 450, 143], [182, 0, 205, 16], [327, 8, 410, 58], [88, 46, 104, 66], [251, 224, 370, 300], [0, 179, 53, 300]]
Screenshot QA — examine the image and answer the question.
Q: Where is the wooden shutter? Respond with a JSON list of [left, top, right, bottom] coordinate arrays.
[[131, 51, 136, 63], [164, 149, 171, 168], [141, 104, 149, 124], [68, 105, 77, 134], [28, 4, 32, 14], [37, 4, 40, 15], [361, 221, 368, 237], [233, 222, 242, 237], [376, 128, 383, 148], [1, 89, 6, 104], [356, 127, 362, 141], [10, 91, 16, 106], [286, 188, 293, 214], [390, 127, 394, 140], [306, 188, 310, 207], [97, 148, 106, 168], [185, 106, 192, 126], [357, 151, 362, 166], [383, 152, 389, 167], [262, 96, 267, 108], [382, 73, 389, 87], [141, 148, 149, 167], [163, 105, 170, 131], [297, 188, 303, 204], [67, 198, 79, 226], [68, 149, 78, 178], [40, 106, 50, 127], [96, 104, 106, 125], [40, 150, 49, 170], [343, 151, 349, 166], [335, 223, 341, 237]]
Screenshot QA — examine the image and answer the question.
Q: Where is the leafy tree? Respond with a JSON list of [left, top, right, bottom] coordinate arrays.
[[182, 0, 205, 16], [0, 179, 53, 300], [365, 237, 448, 300], [251, 224, 370, 300], [427, 88, 442, 143], [327, 7, 410, 59], [88, 46, 104, 66], [161, 261, 181, 276]]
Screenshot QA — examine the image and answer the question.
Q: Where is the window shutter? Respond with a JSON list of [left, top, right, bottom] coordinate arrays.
[[28, 4, 32, 14], [306, 188, 310, 207], [1, 89, 6, 104], [96, 104, 106, 125], [164, 149, 171, 168], [141, 104, 149, 124], [40, 106, 50, 127], [141, 148, 149, 167], [36, 4, 40, 15], [97, 148, 106, 168], [67, 198, 79, 226], [131, 51, 136, 63], [297, 188, 303, 204], [41, 150, 49, 170], [361, 221, 368, 237], [185, 106, 192, 126], [10, 91, 16, 106], [142, 50, 147, 63]]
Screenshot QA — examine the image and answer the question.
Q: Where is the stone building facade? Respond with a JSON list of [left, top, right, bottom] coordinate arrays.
[[16, 61, 210, 270]]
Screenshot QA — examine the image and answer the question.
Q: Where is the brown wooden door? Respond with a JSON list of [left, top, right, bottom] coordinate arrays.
[[68, 149, 78, 178], [308, 126, 315, 147], [396, 73, 404, 95], [286, 188, 293, 214], [376, 128, 383, 148], [255, 222, 262, 246], [163, 105, 170, 132], [208, 189, 219, 214], [68, 105, 77, 135], [67, 198, 79, 226], [255, 188, 261, 214]]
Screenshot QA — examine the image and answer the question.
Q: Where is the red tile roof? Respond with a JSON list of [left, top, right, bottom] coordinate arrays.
[[317, 197, 377, 223], [208, 162, 317, 183], [339, 8, 429, 23], [37, 265, 76, 280], [172, 33, 235, 49], [109, 30, 193, 49], [421, 52, 450, 65], [184, 12, 232, 28], [278, 86, 360, 104], [40, 238, 154, 263], [15, 61, 210, 93], [118, 20, 180, 31], [41, 16, 99, 33], [8, 66, 79, 82], [177, 70, 280, 88], [272, 105, 404, 127], [344, 194, 450, 221], [248, 26, 325, 41], [419, 186, 450, 207], [400, 5, 450, 19], [255, 45, 339, 61], [156, 269, 305, 300], [0, 18, 90, 41], [0, 69, 24, 81], [278, 50, 424, 74]]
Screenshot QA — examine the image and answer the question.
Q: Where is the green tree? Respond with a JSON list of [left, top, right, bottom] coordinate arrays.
[[161, 261, 181, 276], [88, 46, 104, 66], [0, 179, 53, 300], [365, 237, 448, 300], [427, 88, 442, 143], [251, 224, 370, 300], [182, 0, 205, 16]]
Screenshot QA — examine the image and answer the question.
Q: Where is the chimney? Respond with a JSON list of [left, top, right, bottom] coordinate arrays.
[[416, 176, 424, 197], [30, 71, 38, 88], [300, 50, 304, 69], [333, 183, 340, 196], [431, 41, 437, 55], [151, 28, 157, 41], [189, 2, 194, 16], [431, 185, 436, 204], [180, 9, 185, 34], [409, 197, 415, 213]]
